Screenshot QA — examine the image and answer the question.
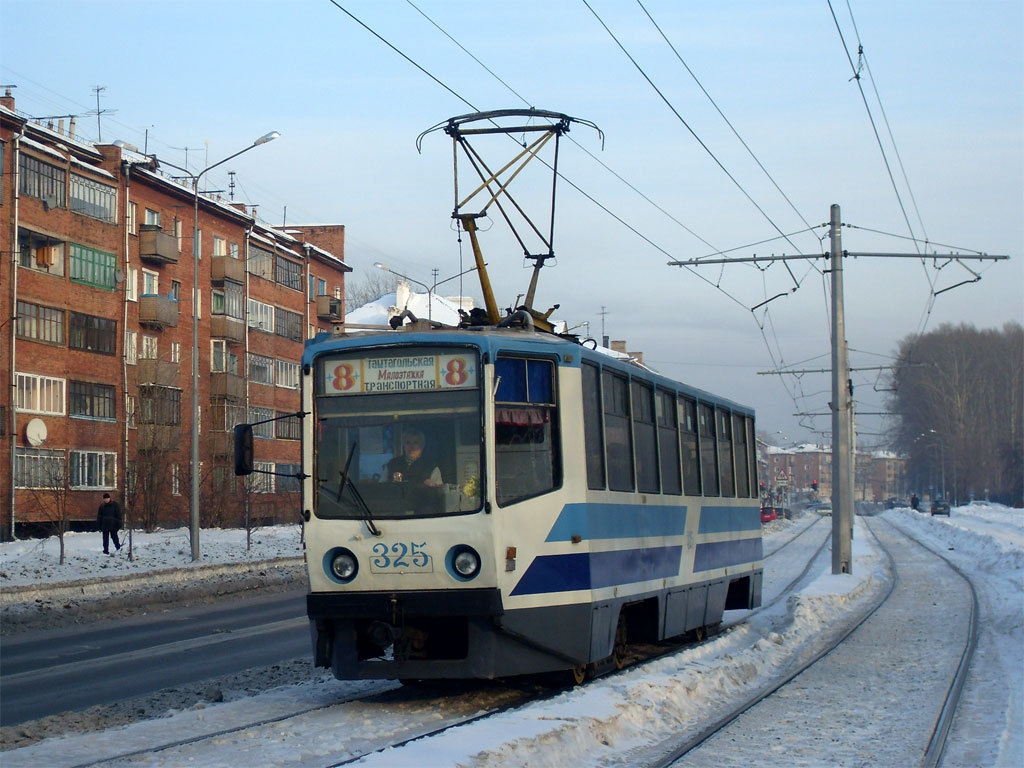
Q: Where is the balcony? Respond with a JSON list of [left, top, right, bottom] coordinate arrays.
[[211, 372, 245, 400], [316, 294, 343, 321], [209, 431, 234, 457], [137, 424, 182, 454], [211, 254, 245, 284], [138, 224, 179, 265], [137, 358, 179, 387], [210, 314, 245, 343], [139, 294, 179, 328]]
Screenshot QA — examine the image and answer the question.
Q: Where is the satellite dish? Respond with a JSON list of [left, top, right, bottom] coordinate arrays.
[[26, 418, 47, 447], [115, 269, 125, 284]]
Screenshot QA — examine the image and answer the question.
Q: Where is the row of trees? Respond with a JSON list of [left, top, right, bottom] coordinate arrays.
[[888, 322, 1023, 506]]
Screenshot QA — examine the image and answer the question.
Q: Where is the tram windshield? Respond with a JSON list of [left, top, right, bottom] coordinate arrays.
[[314, 347, 482, 519]]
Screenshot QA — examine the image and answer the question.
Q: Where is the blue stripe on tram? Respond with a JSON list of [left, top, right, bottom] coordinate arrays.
[[697, 505, 762, 534], [510, 546, 683, 596], [545, 503, 688, 542], [692, 537, 764, 572]]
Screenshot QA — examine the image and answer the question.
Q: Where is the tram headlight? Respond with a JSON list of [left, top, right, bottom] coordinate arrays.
[[447, 545, 481, 581], [325, 548, 359, 583]]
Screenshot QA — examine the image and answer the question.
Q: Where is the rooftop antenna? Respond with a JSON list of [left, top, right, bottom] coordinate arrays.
[[228, 171, 236, 200], [89, 85, 117, 141]]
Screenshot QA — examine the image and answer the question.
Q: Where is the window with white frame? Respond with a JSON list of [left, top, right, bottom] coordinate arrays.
[[249, 407, 274, 439], [247, 244, 274, 279], [140, 335, 158, 360], [229, 241, 240, 259], [175, 219, 183, 252], [249, 462, 275, 493], [276, 359, 300, 389], [144, 209, 160, 227], [211, 339, 239, 374], [126, 266, 138, 302], [247, 354, 274, 385], [19, 154, 66, 207], [15, 373, 65, 415], [213, 236, 227, 257], [171, 341, 180, 364], [128, 202, 137, 235], [126, 395, 136, 429], [142, 269, 159, 296], [70, 450, 117, 489], [125, 330, 138, 364], [70, 174, 117, 223], [171, 464, 180, 496], [14, 448, 66, 489], [247, 298, 274, 332]]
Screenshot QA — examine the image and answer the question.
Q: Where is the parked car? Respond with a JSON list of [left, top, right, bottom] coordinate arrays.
[[760, 507, 778, 524], [930, 498, 951, 516], [807, 500, 832, 516]]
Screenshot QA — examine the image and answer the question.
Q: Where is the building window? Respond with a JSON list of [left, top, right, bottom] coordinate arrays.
[[69, 450, 117, 489], [247, 244, 273, 279], [128, 202, 137, 235], [170, 280, 180, 302], [140, 335, 158, 360], [18, 154, 66, 207], [69, 380, 117, 420], [15, 372, 65, 415], [213, 236, 227, 257], [139, 385, 181, 425], [18, 229, 65, 276], [275, 411, 302, 440], [247, 353, 274, 385], [126, 267, 138, 302], [211, 340, 239, 374], [170, 341, 180, 364], [14, 448, 66, 489], [250, 461, 275, 493], [144, 208, 160, 227], [69, 312, 117, 355], [214, 281, 244, 319], [249, 407, 275, 438], [69, 243, 117, 289], [16, 301, 64, 344], [230, 241, 240, 259], [274, 307, 302, 341], [171, 464, 180, 496], [276, 360, 300, 389], [277, 463, 301, 492], [247, 298, 274, 332], [125, 331, 138, 365], [70, 173, 117, 222], [275, 254, 302, 291]]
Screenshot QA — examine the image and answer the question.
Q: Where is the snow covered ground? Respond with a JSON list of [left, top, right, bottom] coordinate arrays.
[[1, 503, 1020, 767]]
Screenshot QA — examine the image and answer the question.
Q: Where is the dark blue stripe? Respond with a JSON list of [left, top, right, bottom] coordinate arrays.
[[692, 537, 763, 572], [510, 546, 682, 596], [697, 505, 761, 534], [545, 503, 688, 542]]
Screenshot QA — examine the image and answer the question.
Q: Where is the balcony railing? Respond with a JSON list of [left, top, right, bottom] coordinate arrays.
[[136, 424, 182, 454], [211, 372, 245, 400], [210, 314, 245, 343], [211, 254, 245, 284], [138, 224, 179, 265], [137, 358, 179, 387], [138, 294, 179, 328]]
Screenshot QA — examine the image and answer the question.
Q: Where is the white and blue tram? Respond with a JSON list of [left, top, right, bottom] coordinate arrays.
[[293, 323, 762, 682]]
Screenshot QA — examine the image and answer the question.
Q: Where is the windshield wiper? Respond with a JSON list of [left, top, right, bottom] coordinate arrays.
[[337, 440, 381, 537]]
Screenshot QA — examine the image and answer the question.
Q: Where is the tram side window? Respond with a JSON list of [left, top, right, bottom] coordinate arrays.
[[698, 403, 719, 496], [679, 396, 700, 496], [632, 381, 659, 493], [733, 413, 751, 498], [718, 408, 735, 497], [494, 356, 561, 506], [582, 361, 605, 490], [603, 371, 634, 492], [657, 389, 682, 494]]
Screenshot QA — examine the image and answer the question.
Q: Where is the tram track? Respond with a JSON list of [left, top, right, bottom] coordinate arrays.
[[644, 515, 980, 768], [21, 517, 840, 768]]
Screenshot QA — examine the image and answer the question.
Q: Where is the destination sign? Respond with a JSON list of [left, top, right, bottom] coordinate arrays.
[[322, 352, 477, 395]]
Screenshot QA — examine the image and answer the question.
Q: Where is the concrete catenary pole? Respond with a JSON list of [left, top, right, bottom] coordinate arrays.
[[829, 204, 854, 574]]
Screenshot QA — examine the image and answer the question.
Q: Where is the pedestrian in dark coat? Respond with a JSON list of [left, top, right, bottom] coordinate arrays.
[[97, 493, 123, 554]]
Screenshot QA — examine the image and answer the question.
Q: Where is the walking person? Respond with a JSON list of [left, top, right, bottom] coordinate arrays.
[[97, 492, 123, 555]]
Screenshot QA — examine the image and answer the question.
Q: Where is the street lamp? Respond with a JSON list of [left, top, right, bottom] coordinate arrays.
[[156, 131, 279, 561]]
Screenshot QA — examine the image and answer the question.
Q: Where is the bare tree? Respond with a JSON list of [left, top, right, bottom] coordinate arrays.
[[345, 271, 397, 313], [23, 450, 72, 565]]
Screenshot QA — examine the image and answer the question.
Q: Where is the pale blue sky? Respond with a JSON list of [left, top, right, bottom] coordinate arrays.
[[3, 0, 1022, 445]]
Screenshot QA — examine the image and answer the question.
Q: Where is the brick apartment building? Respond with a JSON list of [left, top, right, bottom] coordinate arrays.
[[1, 91, 351, 538], [761, 443, 908, 504]]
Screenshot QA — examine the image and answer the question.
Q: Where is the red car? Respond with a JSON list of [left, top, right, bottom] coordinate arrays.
[[760, 507, 778, 523]]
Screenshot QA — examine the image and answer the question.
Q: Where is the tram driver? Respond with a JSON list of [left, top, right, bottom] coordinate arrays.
[[384, 428, 443, 487]]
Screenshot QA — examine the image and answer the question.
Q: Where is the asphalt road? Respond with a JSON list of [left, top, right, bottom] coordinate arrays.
[[0, 584, 309, 726]]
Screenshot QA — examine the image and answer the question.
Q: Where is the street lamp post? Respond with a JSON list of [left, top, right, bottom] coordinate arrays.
[[155, 131, 279, 561]]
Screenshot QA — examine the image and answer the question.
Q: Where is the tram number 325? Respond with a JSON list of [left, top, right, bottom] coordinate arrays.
[[370, 541, 432, 572]]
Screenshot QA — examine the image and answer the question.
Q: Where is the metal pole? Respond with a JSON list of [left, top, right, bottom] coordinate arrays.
[[830, 204, 853, 574]]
